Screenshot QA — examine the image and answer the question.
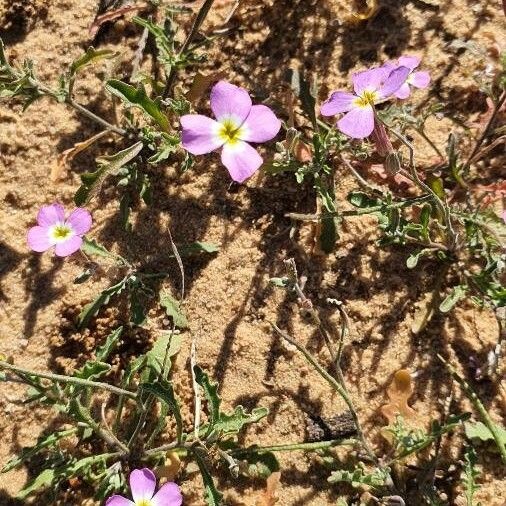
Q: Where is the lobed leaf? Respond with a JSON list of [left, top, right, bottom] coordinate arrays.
[[159, 291, 189, 329]]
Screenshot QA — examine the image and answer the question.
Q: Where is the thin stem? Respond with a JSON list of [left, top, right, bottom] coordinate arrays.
[[162, 0, 216, 98], [438, 354, 506, 464], [416, 128, 444, 159], [270, 323, 378, 464], [67, 97, 127, 136], [230, 439, 357, 456], [0, 361, 136, 399], [463, 91, 506, 174], [339, 154, 383, 195]]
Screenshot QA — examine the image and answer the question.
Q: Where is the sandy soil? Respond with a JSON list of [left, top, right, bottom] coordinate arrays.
[[0, 0, 505, 504]]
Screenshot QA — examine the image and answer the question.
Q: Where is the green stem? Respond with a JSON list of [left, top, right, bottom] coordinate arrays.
[[230, 439, 357, 456], [270, 323, 378, 464], [162, 0, 216, 98], [438, 354, 506, 464], [0, 361, 136, 399]]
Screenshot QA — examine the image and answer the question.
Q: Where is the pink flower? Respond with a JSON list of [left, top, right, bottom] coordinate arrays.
[[180, 81, 281, 183], [320, 65, 410, 139], [106, 468, 182, 506], [390, 56, 430, 99], [27, 203, 92, 257]]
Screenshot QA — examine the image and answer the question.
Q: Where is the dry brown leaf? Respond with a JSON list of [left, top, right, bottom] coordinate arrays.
[[186, 70, 227, 103], [51, 130, 109, 182], [380, 369, 418, 427], [89, 4, 148, 37], [345, 0, 379, 24], [256, 471, 281, 506], [156, 452, 181, 482]]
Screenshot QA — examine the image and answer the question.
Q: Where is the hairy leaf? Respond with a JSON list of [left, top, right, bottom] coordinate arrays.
[[96, 327, 123, 362], [439, 285, 468, 313], [192, 447, 223, 506], [146, 332, 182, 374], [194, 365, 220, 435], [328, 465, 389, 490], [80, 237, 116, 260], [465, 421, 506, 445], [17, 468, 56, 499], [212, 406, 269, 437], [462, 446, 481, 506]]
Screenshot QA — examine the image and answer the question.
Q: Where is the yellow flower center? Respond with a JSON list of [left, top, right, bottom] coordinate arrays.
[[217, 118, 243, 146], [136, 500, 151, 506], [354, 90, 378, 108], [51, 224, 72, 242]]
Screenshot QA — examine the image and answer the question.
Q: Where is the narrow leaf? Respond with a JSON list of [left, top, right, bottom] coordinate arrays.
[[192, 447, 223, 506], [439, 285, 467, 313], [106, 80, 169, 131], [70, 47, 117, 76]]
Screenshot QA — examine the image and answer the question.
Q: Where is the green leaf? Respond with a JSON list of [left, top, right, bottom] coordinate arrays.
[[178, 242, 220, 255], [146, 332, 182, 374], [319, 215, 338, 254], [347, 191, 381, 209], [77, 278, 127, 329], [2, 428, 76, 473], [462, 446, 481, 506], [406, 248, 433, 269], [140, 380, 183, 443], [465, 421, 506, 445], [106, 80, 169, 132], [96, 327, 123, 362], [192, 447, 223, 506], [212, 406, 269, 437], [159, 291, 188, 329], [269, 277, 289, 287], [74, 361, 110, 381], [285, 68, 317, 129], [81, 237, 116, 260], [194, 365, 220, 435], [439, 285, 468, 313], [17, 468, 56, 499], [328, 465, 389, 490], [237, 450, 280, 479], [70, 47, 117, 76], [75, 141, 144, 205]]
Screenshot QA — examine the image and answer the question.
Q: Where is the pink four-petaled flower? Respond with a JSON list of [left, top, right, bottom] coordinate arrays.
[[180, 80, 281, 183], [26, 203, 92, 257], [320, 65, 410, 139], [106, 468, 182, 506], [389, 55, 431, 99]]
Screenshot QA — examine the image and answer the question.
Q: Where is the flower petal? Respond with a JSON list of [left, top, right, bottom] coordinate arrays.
[[352, 66, 389, 94], [337, 105, 375, 139], [221, 141, 263, 183], [106, 495, 135, 506], [181, 114, 224, 155], [54, 236, 82, 257], [67, 208, 92, 236], [320, 91, 356, 116], [398, 55, 421, 70], [27, 226, 52, 252], [378, 66, 411, 99], [239, 105, 281, 143], [410, 70, 430, 89], [394, 82, 411, 99], [151, 482, 183, 506], [130, 468, 156, 502], [210, 81, 252, 123], [37, 203, 65, 227]]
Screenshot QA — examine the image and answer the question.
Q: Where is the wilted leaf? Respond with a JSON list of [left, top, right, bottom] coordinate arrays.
[[256, 471, 281, 506], [106, 80, 169, 131], [380, 370, 418, 427], [159, 291, 189, 329], [345, 0, 379, 24], [51, 130, 109, 181], [89, 4, 148, 36], [187, 70, 227, 103], [157, 452, 181, 482]]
